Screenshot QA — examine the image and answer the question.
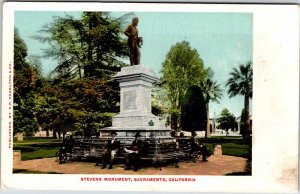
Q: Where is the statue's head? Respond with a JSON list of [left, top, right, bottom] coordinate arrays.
[[132, 17, 139, 26]]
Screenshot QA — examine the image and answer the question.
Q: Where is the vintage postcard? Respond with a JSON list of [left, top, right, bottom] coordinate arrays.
[[1, 2, 299, 192]]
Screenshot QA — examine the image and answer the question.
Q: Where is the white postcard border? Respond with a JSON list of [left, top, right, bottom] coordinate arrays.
[[1, 2, 299, 192]]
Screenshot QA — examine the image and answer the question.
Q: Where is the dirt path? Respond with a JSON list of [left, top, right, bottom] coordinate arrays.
[[14, 155, 247, 175]]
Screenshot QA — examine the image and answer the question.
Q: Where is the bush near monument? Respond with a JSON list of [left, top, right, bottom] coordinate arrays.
[[181, 85, 207, 133]]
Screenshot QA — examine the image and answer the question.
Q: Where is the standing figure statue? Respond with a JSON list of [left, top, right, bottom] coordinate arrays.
[[124, 17, 143, 65]]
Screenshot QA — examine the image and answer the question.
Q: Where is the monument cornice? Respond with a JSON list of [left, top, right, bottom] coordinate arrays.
[[113, 73, 158, 84]]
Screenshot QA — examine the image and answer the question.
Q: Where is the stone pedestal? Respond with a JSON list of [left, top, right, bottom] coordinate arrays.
[[112, 65, 161, 127], [16, 133, 24, 141], [100, 65, 172, 142], [13, 150, 21, 165], [214, 144, 223, 156]]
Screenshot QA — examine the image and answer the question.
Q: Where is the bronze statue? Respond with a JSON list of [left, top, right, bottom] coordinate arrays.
[[124, 17, 143, 65]]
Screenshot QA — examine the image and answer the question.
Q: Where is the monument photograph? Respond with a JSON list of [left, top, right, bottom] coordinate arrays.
[[2, 2, 300, 192], [10, 10, 253, 176], [0, 2, 300, 193]]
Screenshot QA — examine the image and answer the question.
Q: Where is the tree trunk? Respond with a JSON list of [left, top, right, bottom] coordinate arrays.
[[46, 128, 49, 137], [243, 94, 250, 139], [53, 128, 57, 139], [171, 113, 178, 132], [205, 103, 211, 138], [78, 64, 82, 78], [58, 129, 61, 139], [244, 94, 250, 114]]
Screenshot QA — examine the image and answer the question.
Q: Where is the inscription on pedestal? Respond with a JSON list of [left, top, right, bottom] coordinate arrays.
[[123, 91, 137, 110]]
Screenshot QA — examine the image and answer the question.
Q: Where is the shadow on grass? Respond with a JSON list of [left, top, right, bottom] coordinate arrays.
[[201, 137, 248, 144], [13, 169, 61, 174], [225, 171, 251, 176]]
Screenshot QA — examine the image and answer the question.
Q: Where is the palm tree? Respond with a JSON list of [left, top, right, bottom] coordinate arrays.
[[226, 62, 253, 138], [200, 69, 222, 138]]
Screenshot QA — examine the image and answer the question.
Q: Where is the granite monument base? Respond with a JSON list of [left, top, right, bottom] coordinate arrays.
[[98, 64, 174, 144]]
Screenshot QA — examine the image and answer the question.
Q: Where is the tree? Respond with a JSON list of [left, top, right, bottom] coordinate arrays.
[[151, 85, 170, 119], [217, 108, 238, 134], [13, 92, 39, 136], [36, 77, 120, 138], [31, 12, 133, 137], [181, 85, 207, 133], [240, 108, 251, 137], [13, 28, 43, 136], [34, 12, 132, 79], [226, 62, 252, 139], [161, 41, 207, 131], [14, 28, 28, 70], [200, 68, 222, 138]]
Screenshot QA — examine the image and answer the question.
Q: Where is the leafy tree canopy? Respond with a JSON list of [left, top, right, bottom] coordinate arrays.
[[14, 28, 43, 135], [226, 61, 252, 99], [200, 67, 222, 103], [14, 28, 29, 70], [34, 12, 133, 79], [35, 77, 119, 137], [217, 108, 238, 131]]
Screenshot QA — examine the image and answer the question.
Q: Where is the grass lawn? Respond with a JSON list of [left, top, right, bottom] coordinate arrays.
[[14, 137, 62, 144], [200, 136, 251, 158], [14, 137, 62, 160], [13, 143, 61, 160]]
